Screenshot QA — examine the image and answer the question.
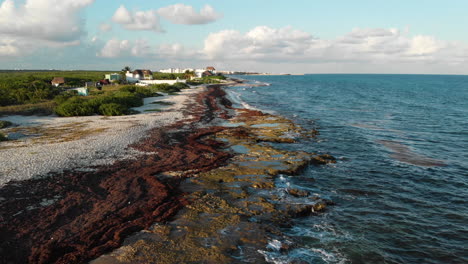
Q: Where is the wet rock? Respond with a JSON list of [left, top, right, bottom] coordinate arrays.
[[287, 204, 313, 217], [287, 188, 309, 197], [252, 182, 274, 189], [312, 201, 327, 212], [310, 154, 336, 165], [289, 260, 309, 264]]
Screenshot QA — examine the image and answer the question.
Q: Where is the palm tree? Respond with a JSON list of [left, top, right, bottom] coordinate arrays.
[[120, 66, 131, 83], [184, 70, 195, 80]]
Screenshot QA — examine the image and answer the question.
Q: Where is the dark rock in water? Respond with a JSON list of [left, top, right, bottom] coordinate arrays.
[[286, 198, 335, 217], [312, 201, 327, 212], [289, 260, 309, 264], [310, 154, 336, 165], [287, 188, 309, 197], [287, 204, 313, 217]]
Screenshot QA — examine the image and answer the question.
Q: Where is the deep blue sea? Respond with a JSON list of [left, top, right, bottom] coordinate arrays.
[[227, 74, 468, 264]]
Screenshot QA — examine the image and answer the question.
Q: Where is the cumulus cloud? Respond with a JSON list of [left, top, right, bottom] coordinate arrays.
[[0, 0, 94, 57], [97, 39, 131, 58], [158, 4, 222, 25], [203, 26, 467, 66], [96, 38, 199, 61], [0, 0, 94, 42], [112, 5, 163, 32], [204, 26, 319, 60], [96, 38, 161, 58]]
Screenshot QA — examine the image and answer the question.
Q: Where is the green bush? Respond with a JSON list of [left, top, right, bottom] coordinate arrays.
[[55, 98, 94, 117], [86, 96, 115, 112], [112, 92, 144, 107], [0, 133, 7, 141], [0, 120, 13, 129], [53, 90, 78, 104], [119, 85, 137, 93], [148, 84, 181, 94], [98, 103, 128, 116], [172, 82, 190, 90]]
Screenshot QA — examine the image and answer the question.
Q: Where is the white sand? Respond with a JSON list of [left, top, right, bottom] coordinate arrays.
[[0, 87, 204, 187]]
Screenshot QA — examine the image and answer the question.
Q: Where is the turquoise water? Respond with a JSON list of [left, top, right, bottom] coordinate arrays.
[[228, 74, 468, 264]]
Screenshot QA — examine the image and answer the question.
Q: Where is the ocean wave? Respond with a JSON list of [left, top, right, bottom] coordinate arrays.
[[226, 90, 275, 113]]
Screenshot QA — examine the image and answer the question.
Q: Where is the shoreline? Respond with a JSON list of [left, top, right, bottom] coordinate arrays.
[[0, 87, 204, 186], [0, 81, 334, 263]]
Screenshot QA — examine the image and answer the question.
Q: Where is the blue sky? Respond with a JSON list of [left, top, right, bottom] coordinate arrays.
[[1, 0, 467, 74]]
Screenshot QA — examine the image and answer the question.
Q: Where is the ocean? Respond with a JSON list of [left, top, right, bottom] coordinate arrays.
[[227, 74, 468, 264]]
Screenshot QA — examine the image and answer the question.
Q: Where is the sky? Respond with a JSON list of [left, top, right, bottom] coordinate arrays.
[[1, 0, 468, 74]]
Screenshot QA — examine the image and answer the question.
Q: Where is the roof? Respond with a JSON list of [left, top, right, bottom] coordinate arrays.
[[51, 77, 65, 84], [202, 71, 214, 76], [206, 66, 216, 71]]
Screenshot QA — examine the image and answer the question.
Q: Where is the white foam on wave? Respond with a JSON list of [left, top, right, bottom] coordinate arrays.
[[226, 90, 262, 112]]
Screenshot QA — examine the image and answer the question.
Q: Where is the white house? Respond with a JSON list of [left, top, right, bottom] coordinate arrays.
[[136, 78, 187, 86], [160, 68, 183, 74], [126, 69, 153, 83]]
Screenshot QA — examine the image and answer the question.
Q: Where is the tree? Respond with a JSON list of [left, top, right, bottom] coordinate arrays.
[[120, 66, 131, 83], [184, 70, 195, 80]]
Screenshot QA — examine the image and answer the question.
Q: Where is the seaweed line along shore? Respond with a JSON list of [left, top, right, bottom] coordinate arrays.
[[0, 79, 335, 264]]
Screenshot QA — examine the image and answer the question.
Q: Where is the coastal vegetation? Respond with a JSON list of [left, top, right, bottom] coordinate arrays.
[[0, 120, 13, 129], [55, 84, 188, 116], [187, 75, 226, 85], [55, 83, 189, 117], [0, 71, 107, 106], [0, 70, 221, 116]]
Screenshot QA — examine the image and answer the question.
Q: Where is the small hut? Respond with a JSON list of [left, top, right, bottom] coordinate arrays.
[[51, 77, 65, 87]]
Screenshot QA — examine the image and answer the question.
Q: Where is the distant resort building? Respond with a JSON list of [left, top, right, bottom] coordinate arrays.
[[159, 68, 195, 74], [136, 78, 187, 87], [51, 77, 65, 87]]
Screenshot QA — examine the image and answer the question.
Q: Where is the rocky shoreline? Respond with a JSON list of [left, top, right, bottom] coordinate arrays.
[[0, 82, 335, 264]]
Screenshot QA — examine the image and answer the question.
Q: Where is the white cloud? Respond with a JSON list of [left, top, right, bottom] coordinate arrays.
[[96, 38, 199, 61], [408, 35, 441, 55], [158, 4, 222, 25], [0, 0, 94, 57], [112, 5, 163, 32], [203, 26, 466, 66], [0, 0, 94, 42], [97, 38, 130, 58], [0, 37, 20, 57]]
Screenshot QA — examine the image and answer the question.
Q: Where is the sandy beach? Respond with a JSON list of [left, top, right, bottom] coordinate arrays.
[[0, 88, 203, 186]]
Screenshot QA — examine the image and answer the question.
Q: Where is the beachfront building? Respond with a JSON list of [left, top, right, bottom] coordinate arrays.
[[202, 71, 214, 77], [104, 73, 121, 82], [194, 69, 205, 78], [125, 69, 153, 83], [160, 68, 195, 74], [136, 78, 187, 87], [51, 77, 65, 87], [206, 66, 216, 74]]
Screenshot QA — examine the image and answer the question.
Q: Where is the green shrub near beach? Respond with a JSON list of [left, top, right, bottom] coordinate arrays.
[[55, 97, 94, 117], [98, 103, 128, 116], [54, 86, 145, 117], [52, 83, 186, 117], [0, 133, 7, 141], [0, 120, 13, 129]]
